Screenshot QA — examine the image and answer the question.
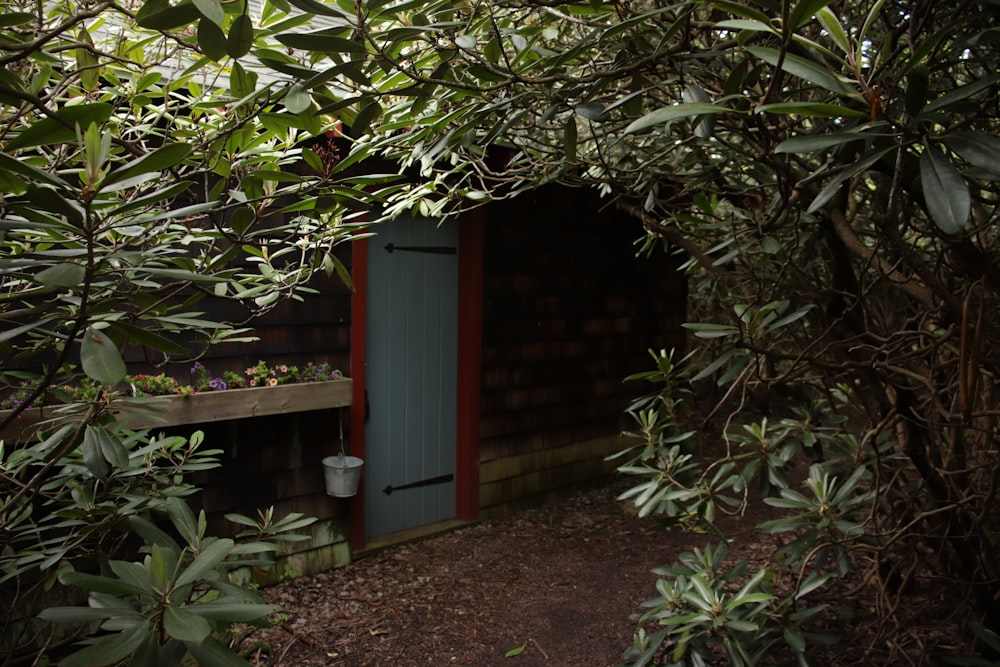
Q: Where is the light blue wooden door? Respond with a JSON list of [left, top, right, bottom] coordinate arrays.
[[365, 215, 458, 538]]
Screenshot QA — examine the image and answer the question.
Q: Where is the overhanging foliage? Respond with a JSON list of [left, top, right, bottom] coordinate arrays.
[[4, 0, 1000, 663]]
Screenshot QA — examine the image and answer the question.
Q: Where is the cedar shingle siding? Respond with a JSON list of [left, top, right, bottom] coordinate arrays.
[[478, 187, 686, 514]]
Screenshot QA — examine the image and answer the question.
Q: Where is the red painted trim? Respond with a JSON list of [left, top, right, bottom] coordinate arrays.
[[456, 209, 484, 521], [349, 234, 369, 552]]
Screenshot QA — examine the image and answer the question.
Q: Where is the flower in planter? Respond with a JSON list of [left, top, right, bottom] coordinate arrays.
[[1, 361, 344, 409], [1, 376, 106, 409], [189, 361, 343, 394], [128, 373, 185, 397]]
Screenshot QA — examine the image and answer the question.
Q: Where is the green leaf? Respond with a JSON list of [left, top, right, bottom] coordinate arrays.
[[575, 103, 607, 121], [81, 326, 127, 386], [708, 0, 773, 24], [82, 427, 111, 477], [129, 516, 181, 550], [164, 605, 212, 643], [35, 262, 85, 288], [505, 642, 527, 657], [726, 591, 775, 608], [167, 498, 201, 547], [681, 85, 715, 138], [796, 571, 836, 598], [943, 131, 1000, 176], [103, 143, 192, 188], [0, 169, 26, 194], [284, 0, 352, 18], [284, 83, 312, 114], [135, 0, 201, 30], [150, 543, 174, 589], [6, 103, 113, 150], [326, 251, 355, 291], [351, 101, 382, 137], [92, 424, 130, 469], [920, 143, 970, 234], [193, 0, 224, 25], [807, 145, 896, 213], [185, 601, 277, 622], [140, 267, 228, 283], [38, 606, 116, 623], [714, 19, 776, 33], [59, 623, 151, 667], [747, 46, 856, 96], [725, 619, 760, 632], [183, 635, 254, 666], [230, 61, 253, 98], [231, 205, 256, 236], [140, 200, 218, 223], [61, 571, 146, 596], [108, 321, 189, 356], [0, 151, 67, 187], [174, 538, 234, 587], [788, 0, 833, 30], [109, 560, 155, 595], [197, 18, 229, 61], [276, 31, 367, 54], [784, 627, 807, 652], [227, 14, 254, 58], [625, 103, 729, 134], [856, 0, 887, 45], [682, 322, 739, 338], [969, 621, 1000, 654], [775, 130, 877, 153], [757, 102, 866, 118], [904, 62, 929, 115], [924, 72, 1000, 113], [455, 34, 476, 49], [76, 30, 100, 91], [129, 633, 163, 667], [25, 185, 84, 223], [0, 12, 33, 27], [109, 180, 195, 216], [564, 116, 577, 163], [815, 7, 852, 54]]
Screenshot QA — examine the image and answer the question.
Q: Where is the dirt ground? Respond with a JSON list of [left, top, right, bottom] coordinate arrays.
[[237, 477, 969, 667], [237, 479, 762, 666]]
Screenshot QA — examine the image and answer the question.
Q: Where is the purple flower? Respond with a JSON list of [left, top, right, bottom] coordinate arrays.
[[209, 377, 228, 391]]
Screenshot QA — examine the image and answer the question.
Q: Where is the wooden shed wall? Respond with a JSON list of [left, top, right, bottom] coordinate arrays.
[[5, 194, 688, 571], [121, 266, 353, 385], [168, 249, 357, 581], [478, 188, 687, 516], [184, 407, 353, 582]]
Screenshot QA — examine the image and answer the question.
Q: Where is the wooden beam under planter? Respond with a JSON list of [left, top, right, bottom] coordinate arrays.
[[0, 379, 352, 444]]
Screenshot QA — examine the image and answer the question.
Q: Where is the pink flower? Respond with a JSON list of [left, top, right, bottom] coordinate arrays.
[[267, 378, 278, 386]]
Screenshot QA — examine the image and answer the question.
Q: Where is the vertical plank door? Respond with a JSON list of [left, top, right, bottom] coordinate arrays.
[[364, 215, 458, 537]]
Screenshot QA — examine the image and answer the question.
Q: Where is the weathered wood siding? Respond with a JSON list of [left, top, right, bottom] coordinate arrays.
[[164, 248, 357, 581], [479, 187, 686, 516], [121, 266, 353, 384], [184, 407, 353, 582]]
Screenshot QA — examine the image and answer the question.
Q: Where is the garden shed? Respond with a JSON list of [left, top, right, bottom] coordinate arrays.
[[0, 0, 684, 581], [170, 184, 686, 576], [0, 186, 686, 579]]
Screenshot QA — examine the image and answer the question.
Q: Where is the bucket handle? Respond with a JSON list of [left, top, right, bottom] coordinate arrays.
[[337, 406, 347, 467]]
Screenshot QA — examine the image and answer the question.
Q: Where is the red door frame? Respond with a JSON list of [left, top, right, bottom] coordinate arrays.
[[348, 211, 484, 551]]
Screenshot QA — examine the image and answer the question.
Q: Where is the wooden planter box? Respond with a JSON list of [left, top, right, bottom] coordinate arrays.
[[0, 379, 352, 443]]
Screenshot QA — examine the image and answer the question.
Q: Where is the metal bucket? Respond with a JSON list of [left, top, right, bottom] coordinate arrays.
[[322, 455, 364, 497]]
